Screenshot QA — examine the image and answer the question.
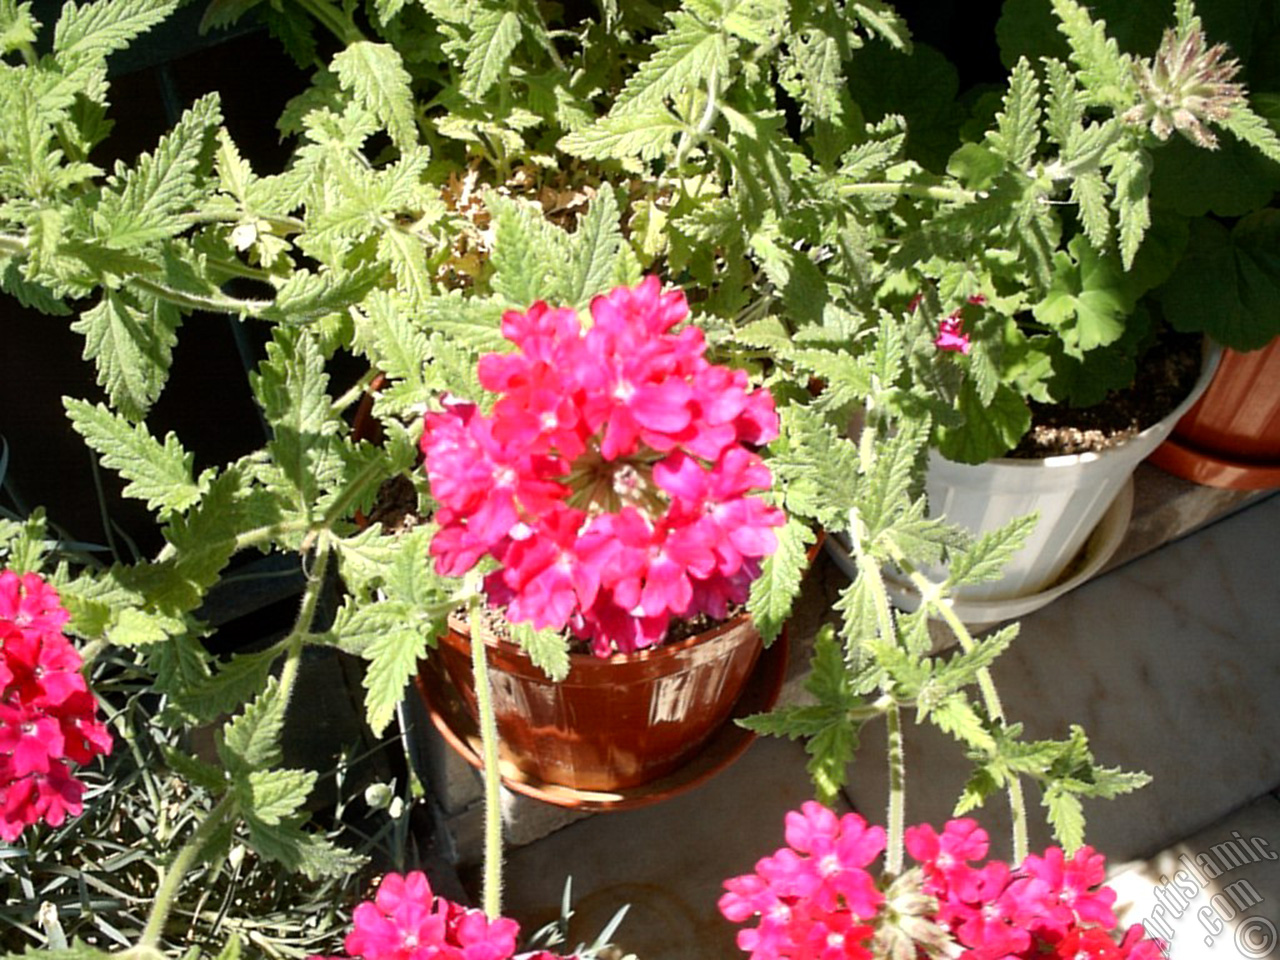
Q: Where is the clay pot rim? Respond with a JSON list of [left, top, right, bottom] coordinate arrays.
[[442, 605, 759, 667]]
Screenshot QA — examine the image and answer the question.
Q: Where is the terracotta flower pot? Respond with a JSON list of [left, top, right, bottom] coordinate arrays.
[[1148, 337, 1280, 489], [420, 612, 767, 794]]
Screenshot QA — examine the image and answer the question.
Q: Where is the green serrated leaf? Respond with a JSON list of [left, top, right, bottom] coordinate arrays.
[[613, 11, 728, 115], [174, 647, 279, 723], [362, 623, 431, 736], [244, 817, 367, 880], [747, 517, 814, 645], [461, 7, 522, 101], [241, 768, 317, 825], [488, 193, 571, 306], [70, 289, 180, 420], [54, 0, 180, 98], [65, 399, 205, 518], [558, 109, 685, 162], [943, 513, 1038, 588], [563, 187, 623, 310], [331, 41, 418, 153], [507, 619, 571, 682], [252, 327, 339, 512], [986, 59, 1040, 168], [1044, 784, 1086, 852], [94, 93, 221, 249], [219, 677, 286, 772]]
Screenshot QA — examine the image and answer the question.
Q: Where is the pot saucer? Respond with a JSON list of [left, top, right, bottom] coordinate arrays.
[[825, 477, 1133, 628], [1148, 434, 1280, 491], [415, 631, 789, 812]]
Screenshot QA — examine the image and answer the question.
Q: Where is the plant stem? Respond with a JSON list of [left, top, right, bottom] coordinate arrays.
[[896, 560, 1029, 863], [469, 595, 505, 919], [137, 793, 236, 949], [884, 700, 906, 877], [836, 181, 978, 204], [849, 507, 910, 872]]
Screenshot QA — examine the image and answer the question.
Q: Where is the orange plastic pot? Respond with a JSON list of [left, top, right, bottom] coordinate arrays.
[[1149, 338, 1280, 489], [421, 612, 765, 793]]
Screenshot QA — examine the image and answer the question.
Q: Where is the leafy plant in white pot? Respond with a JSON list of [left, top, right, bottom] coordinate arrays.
[[790, 0, 1280, 617]]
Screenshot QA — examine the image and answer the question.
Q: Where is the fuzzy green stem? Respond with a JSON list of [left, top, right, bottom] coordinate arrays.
[[137, 794, 236, 948], [469, 595, 505, 919], [836, 181, 978, 204], [848, 507, 911, 871], [292, 0, 367, 46], [884, 701, 907, 877], [895, 559, 1029, 863]]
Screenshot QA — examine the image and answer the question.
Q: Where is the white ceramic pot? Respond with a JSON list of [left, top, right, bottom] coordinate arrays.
[[922, 341, 1222, 602]]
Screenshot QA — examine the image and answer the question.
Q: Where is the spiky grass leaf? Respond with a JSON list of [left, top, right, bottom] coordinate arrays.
[[64, 399, 206, 519]]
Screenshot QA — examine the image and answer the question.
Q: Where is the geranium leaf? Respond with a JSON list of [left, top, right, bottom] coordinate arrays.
[[1159, 212, 1280, 351]]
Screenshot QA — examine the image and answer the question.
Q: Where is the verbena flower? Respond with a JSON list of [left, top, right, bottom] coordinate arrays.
[[934, 314, 972, 355], [0, 570, 112, 842], [312, 871, 576, 960], [421, 277, 785, 656], [721, 805, 1166, 960]]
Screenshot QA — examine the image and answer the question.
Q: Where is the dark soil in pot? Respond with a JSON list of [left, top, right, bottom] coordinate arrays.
[[1009, 331, 1203, 458]]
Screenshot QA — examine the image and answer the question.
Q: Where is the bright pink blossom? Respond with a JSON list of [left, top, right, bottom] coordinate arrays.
[[421, 278, 785, 656], [722, 808, 1166, 960], [934, 314, 972, 354], [0, 570, 112, 841], [312, 872, 576, 960]]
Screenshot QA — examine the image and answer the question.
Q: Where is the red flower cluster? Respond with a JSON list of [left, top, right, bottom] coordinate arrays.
[[0, 570, 112, 841], [309, 871, 575, 960], [720, 803, 1166, 960], [421, 278, 785, 655]]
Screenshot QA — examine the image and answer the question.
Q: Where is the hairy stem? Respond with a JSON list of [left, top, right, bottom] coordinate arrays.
[[469, 596, 505, 919], [896, 558, 1029, 863], [137, 794, 236, 949]]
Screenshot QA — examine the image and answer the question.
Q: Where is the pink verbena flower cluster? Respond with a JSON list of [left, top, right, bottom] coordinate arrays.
[[0, 570, 112, 841], [308, 871, 575, 960], [421, 277, 785, 656], [720, 803, 1166, 960]]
